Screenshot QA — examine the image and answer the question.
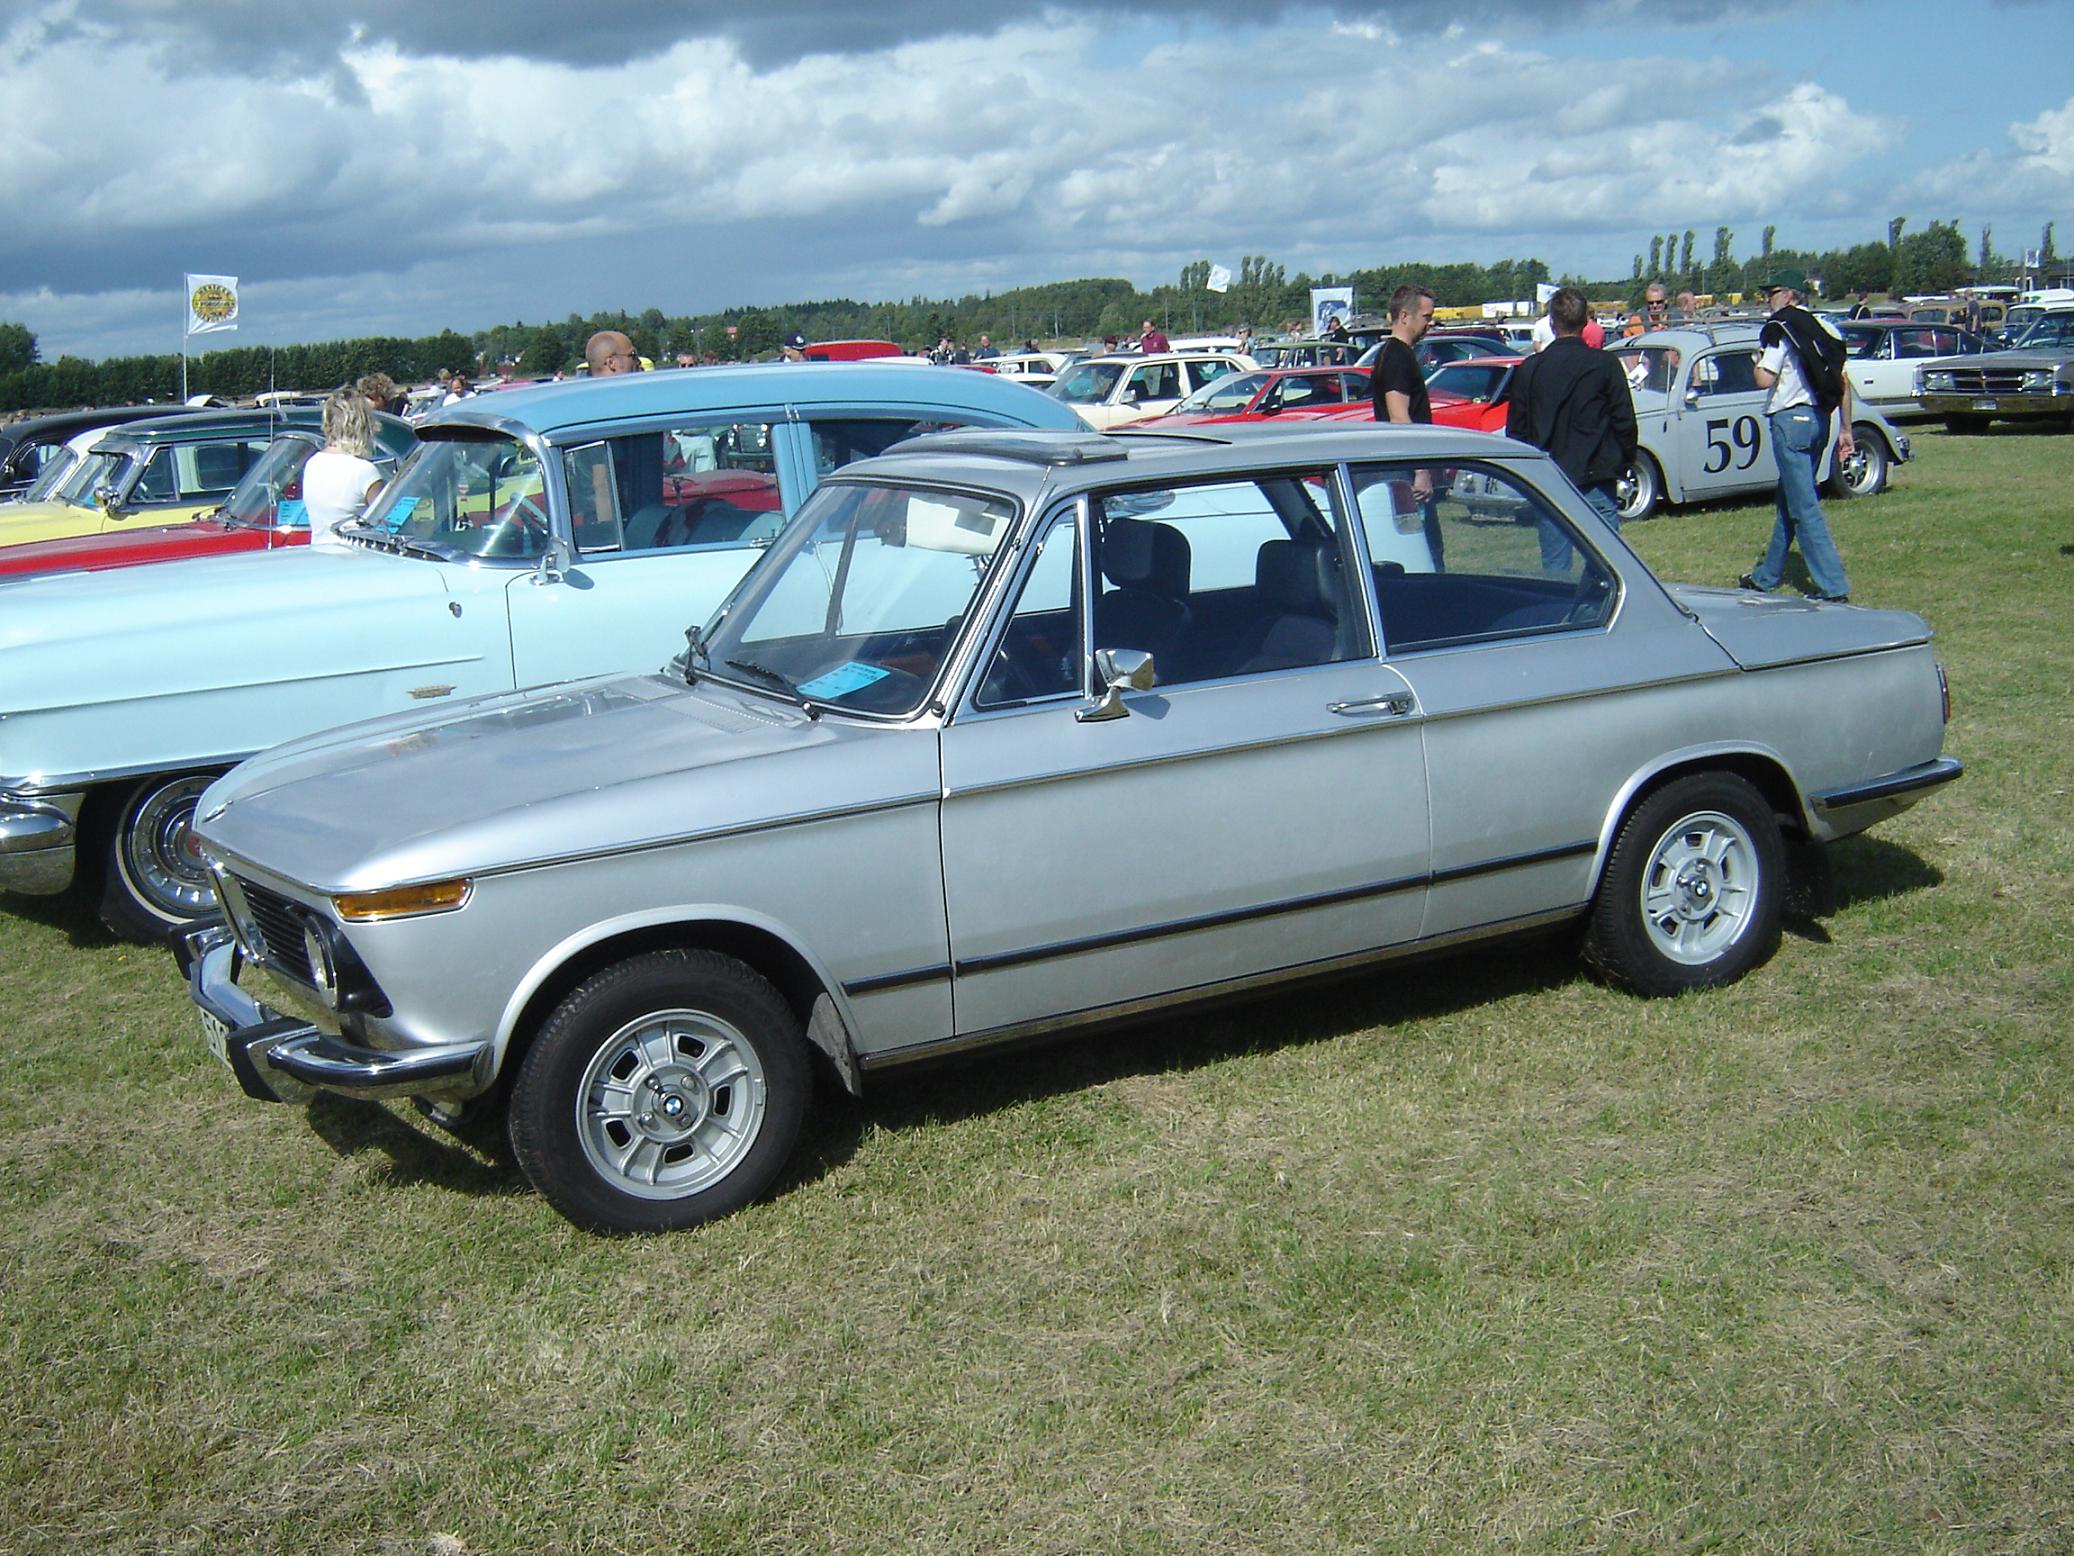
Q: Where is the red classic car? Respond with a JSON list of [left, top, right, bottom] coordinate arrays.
[[1151, 366, 1372, 425], [1423, 355, 1525, 434]]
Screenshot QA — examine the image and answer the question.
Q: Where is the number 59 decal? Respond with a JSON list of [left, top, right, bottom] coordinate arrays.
[[1705, 416, 1763, 473]]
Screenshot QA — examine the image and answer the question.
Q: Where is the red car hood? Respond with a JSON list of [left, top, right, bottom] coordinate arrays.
[[0, 516, 304, 579]]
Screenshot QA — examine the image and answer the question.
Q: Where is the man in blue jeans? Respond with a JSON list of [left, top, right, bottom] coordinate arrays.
[[1741, 268, 1853, 602]]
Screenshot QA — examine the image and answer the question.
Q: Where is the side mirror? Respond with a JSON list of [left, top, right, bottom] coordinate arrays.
[[94, 484, 118, 514], [1683, 387, 1702, 409], [1077, 647, 1156, 723], [531, 535, 575, 585]]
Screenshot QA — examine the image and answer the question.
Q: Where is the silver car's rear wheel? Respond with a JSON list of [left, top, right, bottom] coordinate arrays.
[[510, 950, 809, 1233], [1584, 772, 1784, 996]]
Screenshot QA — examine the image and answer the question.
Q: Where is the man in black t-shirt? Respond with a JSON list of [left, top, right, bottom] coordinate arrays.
[[1371, 283, 1435, 426]]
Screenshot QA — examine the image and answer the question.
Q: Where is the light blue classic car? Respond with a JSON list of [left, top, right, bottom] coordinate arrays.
[[181, 424, 1961, 1233], [0, 364, 1082, 938]]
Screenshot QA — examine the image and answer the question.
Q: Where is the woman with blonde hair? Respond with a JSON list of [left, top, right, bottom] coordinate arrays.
[[302, 386, 385, 546]]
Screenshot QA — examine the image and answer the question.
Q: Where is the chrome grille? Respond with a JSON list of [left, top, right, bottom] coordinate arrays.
[[1942, 368, 2034, 395], [233, 876, 316, 983]]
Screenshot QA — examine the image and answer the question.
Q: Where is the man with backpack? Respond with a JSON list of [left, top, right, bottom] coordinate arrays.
[[1740, 267, 1854, 603]]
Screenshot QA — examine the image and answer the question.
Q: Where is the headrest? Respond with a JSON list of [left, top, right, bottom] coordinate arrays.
[[1255, 539, 1337, 617], [1102, 516, 1190, 595]]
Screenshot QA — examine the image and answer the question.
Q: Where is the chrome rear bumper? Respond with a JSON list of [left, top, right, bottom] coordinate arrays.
[[0, 790, 84, 895]]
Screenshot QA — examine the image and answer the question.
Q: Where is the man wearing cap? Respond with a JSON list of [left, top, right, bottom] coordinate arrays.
[[780, 332, 808, 363], [1740, 268, 1852, 603]]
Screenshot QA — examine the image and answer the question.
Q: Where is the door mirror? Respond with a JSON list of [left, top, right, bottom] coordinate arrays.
[[1077, 647, 1156, 723], [531, 535, 575, 585], [94, 483, 120, 514]]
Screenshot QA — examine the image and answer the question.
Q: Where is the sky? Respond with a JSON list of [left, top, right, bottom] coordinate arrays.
[[1, 0, 2068, 361]]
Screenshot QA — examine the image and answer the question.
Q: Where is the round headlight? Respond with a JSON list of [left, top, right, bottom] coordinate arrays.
[[302, 918, 338, 1008]]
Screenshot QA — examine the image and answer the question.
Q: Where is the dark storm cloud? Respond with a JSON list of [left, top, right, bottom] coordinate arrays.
[[11, 0, 1791, 75]]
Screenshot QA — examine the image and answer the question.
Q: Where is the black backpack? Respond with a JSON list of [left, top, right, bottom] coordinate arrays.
[[1775, 307, 1848, 417]]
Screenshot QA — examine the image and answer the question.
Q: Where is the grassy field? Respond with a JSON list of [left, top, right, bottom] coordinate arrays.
[[1, 425, 2068, 1554]]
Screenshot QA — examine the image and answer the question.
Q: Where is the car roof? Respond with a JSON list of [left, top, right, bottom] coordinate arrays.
[[415, 360, 1080, 440], [0, 403, 194, 457], [85, 406, 329, 451], [1612, 322, 1763, 350], [835, 423, 1532, 505]]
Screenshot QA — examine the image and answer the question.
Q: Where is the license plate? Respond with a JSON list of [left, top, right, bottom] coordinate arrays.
[[1972, 398, 1999, 411], [200, 1009, 231, 1069]]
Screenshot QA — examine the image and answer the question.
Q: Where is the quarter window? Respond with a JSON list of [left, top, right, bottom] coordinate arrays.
[[1351, 463, 1616, 654]]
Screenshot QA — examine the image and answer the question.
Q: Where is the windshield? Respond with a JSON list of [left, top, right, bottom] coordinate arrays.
[[18, 447, 82, 504], [1171, 371, 1269, 414], [1612, 345, 1682, 395], [356, 434, 549, 560], [694, 479, 1019, 718], [216, 436, 321, 530], [1427, 362, 1512, 403], [2007, 313, 2074, 350], [1049, 361, 1125, 404], [56, 448, 130, 507]]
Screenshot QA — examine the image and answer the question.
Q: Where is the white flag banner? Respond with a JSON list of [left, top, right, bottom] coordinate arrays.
[[1310, 285, 1354, 334], [185, 274, 240, 335], [1205, 263, 1232, 294], [1535, 281, 1558, 306]]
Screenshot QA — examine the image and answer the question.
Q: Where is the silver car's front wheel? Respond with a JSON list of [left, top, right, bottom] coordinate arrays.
[[1583, 772, 1785, 996], [510, 950, 810, 1233], [1827, 425, 1889, 499], [1616, 452, 1662, 523]]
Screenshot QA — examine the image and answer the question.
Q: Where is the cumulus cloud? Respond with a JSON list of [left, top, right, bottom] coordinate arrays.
[[0, 0, 2038, 359], [1909, 94, 2074, 215]]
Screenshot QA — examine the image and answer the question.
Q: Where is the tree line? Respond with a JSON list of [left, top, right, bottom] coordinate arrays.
[[2, 218, 2060, 415]]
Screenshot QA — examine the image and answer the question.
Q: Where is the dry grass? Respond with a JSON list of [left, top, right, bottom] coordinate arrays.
[[1, 426, 2069, 1553]]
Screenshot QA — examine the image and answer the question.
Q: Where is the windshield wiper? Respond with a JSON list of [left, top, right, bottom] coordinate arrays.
[[723, 658, 819, 719]]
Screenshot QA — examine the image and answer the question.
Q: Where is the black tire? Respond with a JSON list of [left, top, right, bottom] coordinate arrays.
[[509, 950, 809, 1233], [99, 771, 224, 943], [1826, 424, 1889, 499], [1616, 452, 1663, 524], [1583, 773, 1784, 997], [1943, 415, 1990, 436]]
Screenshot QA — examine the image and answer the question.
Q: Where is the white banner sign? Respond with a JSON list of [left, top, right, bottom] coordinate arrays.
[[1310, 285, 1354, 334], [185, 274, 240, 335], [1535, 281, 1558, 305], [1206, 263, 1232, 294]]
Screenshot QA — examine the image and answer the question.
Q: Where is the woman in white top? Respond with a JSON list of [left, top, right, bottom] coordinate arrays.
[[301, 387, 385, 546]]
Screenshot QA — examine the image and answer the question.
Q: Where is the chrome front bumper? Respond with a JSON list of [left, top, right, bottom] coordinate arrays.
[[178, 926, 491, 1104], [0, 789, 85, 895]]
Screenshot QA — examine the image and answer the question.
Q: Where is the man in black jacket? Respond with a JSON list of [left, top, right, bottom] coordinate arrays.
[[1505, 287, 1637, 549]]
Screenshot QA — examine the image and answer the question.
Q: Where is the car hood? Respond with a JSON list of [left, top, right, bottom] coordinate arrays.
[[1669, 584, 1933, 669], [1938, 348, 2071, 370], [196, 673, 934, 895]]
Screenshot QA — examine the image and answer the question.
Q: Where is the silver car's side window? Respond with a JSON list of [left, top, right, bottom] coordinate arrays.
[[975, 507, 1083, 708], [563, 422, 783, 556], [1086, 472, 1367, 685], [1350, 463, 1616, 655]]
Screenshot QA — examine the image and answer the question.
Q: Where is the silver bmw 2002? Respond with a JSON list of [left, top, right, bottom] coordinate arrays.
[[179, 425, 1961, 1233]]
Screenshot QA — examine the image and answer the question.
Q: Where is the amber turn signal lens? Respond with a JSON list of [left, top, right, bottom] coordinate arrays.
[[332, 878, 472, 921]]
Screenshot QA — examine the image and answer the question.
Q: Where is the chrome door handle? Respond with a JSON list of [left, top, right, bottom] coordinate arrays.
[[1329, 692, 1415, 717]]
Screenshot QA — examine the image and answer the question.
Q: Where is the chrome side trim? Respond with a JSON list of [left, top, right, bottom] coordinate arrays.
[[1812, 756, 1964, 811], [861, 904, 1584, 1071], [843, 963, 954, 996], [953, 869, 1428, 976]]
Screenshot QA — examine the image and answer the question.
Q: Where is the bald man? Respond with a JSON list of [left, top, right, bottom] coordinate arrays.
[[585, 330, 641, 375]]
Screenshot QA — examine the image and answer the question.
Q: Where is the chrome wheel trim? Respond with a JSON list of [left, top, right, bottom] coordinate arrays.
[[120, 775, 217, 917], [1836, 436, 1882, 495], [575, 1007, 769, 1201], [1638, 808, 1760, 966]]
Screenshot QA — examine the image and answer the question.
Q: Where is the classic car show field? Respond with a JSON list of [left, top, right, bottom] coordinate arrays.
[[0, 426, 2067, 1551]]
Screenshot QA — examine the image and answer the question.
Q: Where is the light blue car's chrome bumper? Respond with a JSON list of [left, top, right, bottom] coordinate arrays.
[[179, 926, 489, 1104], [0, 789, 85, 895]]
